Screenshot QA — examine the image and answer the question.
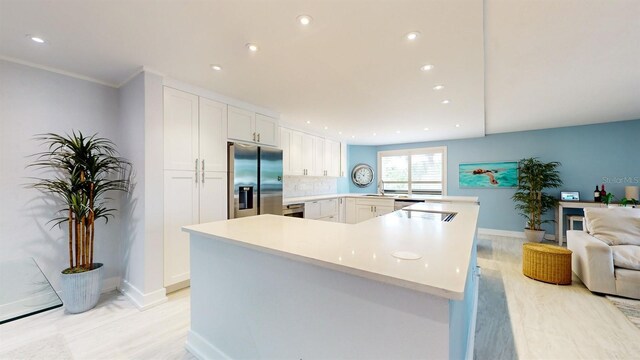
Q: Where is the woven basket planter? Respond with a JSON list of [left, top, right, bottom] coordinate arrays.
[[522, 244, 572, 285]]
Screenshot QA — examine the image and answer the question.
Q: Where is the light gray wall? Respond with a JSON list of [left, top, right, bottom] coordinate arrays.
[[0, 60, 123, 291], [118, 71, 166, 306]]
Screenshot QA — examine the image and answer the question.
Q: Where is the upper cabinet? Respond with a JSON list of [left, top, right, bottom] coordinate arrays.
[[163, 87, 199, 171], [227, 105, 278, 147], [280, 127, 345, 177], [164, 87, 227, 172]]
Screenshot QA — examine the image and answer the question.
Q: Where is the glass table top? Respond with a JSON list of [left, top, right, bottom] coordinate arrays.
[[0, 258, 62, 324]]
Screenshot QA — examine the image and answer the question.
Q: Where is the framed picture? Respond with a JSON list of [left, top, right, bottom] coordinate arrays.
[[459, 161, 518, 188]]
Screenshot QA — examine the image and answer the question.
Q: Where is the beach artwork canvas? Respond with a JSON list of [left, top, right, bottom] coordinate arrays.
[[459, 161, 518, 188]]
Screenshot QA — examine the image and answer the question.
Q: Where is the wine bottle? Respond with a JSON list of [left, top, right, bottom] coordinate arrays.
[[600, 184, 607, 203], [594, 186, 600, 202]]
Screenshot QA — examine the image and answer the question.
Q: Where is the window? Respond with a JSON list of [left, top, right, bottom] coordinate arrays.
[[377, 147, 446, 195]]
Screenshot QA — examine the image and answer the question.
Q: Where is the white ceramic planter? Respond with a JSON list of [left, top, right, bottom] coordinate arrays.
[[524, 229, 545, 243], [60, 263, 103, 314]]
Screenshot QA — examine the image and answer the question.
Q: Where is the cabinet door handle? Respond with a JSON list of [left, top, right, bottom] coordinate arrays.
[[253, 132, 256, 141], [257, 133, 261, 142], [201, 159, 205, 183], [195, 159, 199, 183]]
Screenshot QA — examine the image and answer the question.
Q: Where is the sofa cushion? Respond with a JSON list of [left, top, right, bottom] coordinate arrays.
[[584, 208, 640, 246], [611, 245, 640, 270]]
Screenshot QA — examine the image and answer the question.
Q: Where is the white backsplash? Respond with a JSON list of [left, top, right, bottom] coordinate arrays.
[[284, 176, 337, 198]]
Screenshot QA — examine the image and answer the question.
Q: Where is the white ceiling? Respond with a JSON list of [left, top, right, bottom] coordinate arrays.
[[0, 0, 638, 145]]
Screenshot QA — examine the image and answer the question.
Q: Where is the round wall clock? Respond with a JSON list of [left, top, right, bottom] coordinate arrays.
[[351, 163, 375, 188]]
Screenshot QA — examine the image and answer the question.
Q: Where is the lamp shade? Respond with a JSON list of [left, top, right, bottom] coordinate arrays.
[[625, 186, 640, 200]]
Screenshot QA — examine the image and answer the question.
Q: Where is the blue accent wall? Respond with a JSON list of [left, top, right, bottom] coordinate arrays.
[[343, 119, 640, 233]]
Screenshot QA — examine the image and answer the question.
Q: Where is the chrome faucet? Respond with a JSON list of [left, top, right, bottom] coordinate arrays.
[[378, 179, 385, 195]]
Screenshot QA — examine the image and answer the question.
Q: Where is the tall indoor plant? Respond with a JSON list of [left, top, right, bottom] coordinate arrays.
[[30, 131, 129, 313], [512, 158, 562, 242]]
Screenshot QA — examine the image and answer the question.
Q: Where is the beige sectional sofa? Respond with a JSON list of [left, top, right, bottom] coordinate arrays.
[[567, 207, 640, 300]]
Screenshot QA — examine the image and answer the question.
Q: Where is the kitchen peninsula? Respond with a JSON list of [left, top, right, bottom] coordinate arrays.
[[182, 200, 480, 359]]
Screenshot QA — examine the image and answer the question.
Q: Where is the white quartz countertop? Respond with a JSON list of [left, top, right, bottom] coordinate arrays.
[[183, 201, 479, 300], [283, 193, 479, 205]]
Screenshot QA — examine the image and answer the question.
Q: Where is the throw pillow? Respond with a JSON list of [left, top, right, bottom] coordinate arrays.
[[611, 245, 640, 270], [584, 207, 640, 246]]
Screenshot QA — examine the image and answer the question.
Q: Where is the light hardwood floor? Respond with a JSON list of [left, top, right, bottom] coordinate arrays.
[[1, 236, 639, 359]]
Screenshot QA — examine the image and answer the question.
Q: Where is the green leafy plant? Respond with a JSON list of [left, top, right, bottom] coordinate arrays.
[[620, 197, 638, 207], [30, 131, 129, 273], [512, 158, 563, 231], [602, 192, 615, 206]]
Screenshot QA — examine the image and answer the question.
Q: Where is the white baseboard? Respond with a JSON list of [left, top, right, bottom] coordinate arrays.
[[119, 279, 167, 311], [478, 228, 525, 239], [186, 330, 231, 360], [478, 228, 557, 241]]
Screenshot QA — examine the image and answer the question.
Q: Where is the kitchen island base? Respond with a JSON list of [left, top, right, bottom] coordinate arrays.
[[186, 233, 478, 360]]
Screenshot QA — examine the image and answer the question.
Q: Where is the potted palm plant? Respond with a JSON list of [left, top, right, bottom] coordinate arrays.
[[30, 131, 129, 313], [512, 158, 563, 242]]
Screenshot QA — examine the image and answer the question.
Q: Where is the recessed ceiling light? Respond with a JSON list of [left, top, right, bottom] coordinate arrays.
[[423, 127, 429, 131], [351, 135, 356, 139], [324, 126, 328, 130], [246, 43, 258, 52], [210, 65, 222, 71], [420, 64, 434, 71], [306, 120, 311, 124], [396, 130, 401, 134], [28, 35, 45, 43], [433, 85, 444, 90], [373, 133, 377, 136], [455, 124, 461, 128], [406, 31, 420, 41], [297, 15, 312, 26], [442, 99, 451, 104], [338, 131, 343, 135]]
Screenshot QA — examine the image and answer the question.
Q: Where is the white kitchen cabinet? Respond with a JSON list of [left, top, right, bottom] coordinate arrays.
[[301, 133, 315, 176], [163, 87, 198, 171], [320, 198, 338, 218], [351, 198, 395, 224], [340, 142, 348, 178], [304, 201, 321, 219], [326, 139, 341, 177], [227, 106, 254, 143], [288, 129, 304, 176], [305, 199, 338, 221], [228, 106, 278, 146], [163, 170, 198, 286], [280, 128, 291, 174], [345, 198, 357, 224], [199, 98, 228, 172], [163, 87, 228, 288], [255, 114, 278, 146], [313, 137, 325, 176], [338, 197, 347, 223], [355, 204, 377, 223]]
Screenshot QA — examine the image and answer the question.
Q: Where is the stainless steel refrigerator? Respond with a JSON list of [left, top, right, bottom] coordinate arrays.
[[228, 142, 283, 218]]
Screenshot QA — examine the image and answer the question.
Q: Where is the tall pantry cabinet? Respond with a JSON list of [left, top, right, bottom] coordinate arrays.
[[163, 87, 228, 287]]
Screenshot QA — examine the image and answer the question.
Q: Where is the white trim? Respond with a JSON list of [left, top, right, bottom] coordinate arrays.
[[186, 330, 232, 360], [477, 228, 556, 241], [465, 266, 480, 360], [118, 279, 167, 311], [0, 55, 118, 88], [162, 77, 279, 119], [477, 228, 525, 239], [377, 146, 447, 196]]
